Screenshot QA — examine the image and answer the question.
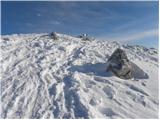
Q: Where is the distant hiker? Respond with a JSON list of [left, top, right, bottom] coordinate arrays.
[[106, 48, 132, 79], [77, 33, 94, 41], [77, 33, 88, 38]]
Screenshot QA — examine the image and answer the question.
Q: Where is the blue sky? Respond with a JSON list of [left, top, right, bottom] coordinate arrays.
[[1, 1, 159, 48]]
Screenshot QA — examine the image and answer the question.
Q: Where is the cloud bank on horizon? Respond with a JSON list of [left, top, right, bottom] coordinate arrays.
[[1, 1, 159, 48]]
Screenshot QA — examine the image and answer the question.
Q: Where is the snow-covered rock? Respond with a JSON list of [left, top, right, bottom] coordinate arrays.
[[50, 32, 59, 40], [0, 33, 159, 119], [106, 48, 132, 79]]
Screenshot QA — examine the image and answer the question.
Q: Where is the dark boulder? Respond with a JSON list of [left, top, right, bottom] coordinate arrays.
[[50, 32, 58, 40], [106, 48, 133, 79], [106, 48, 149, 80]]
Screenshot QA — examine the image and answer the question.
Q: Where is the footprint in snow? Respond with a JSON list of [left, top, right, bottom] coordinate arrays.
[[126, 90, 147, 107], [125, 83, 149, 96], [89, 97, 102, 106], [85, 80, 96, 88], [103, 86, 115, 99], [100, 107, 118, 118]]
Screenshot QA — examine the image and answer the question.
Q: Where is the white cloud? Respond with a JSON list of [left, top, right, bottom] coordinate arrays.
[[26, 23, 32, 26], [50, 20, 61, 25], [98, 28, 158, 42], [37, 13, 42, 17], [120, 28, 158, 42]]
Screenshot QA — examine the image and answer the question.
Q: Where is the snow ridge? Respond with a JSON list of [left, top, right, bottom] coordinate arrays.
[[0, 33, 159, 118]]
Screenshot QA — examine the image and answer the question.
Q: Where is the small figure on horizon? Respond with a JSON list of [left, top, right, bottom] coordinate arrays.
[[77, 33, 95, 41], [50, 32, 59, 40]]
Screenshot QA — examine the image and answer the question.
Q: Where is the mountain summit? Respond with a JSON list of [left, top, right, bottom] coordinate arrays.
[[1, 33, 158, 118]]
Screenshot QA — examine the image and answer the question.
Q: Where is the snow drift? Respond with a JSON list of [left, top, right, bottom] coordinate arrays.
[[0, 33, 159, 118]]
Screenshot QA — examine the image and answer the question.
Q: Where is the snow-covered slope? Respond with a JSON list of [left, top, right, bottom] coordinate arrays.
[[0, 33, 159, 118]]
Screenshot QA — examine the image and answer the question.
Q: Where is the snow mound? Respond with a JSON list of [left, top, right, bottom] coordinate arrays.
[[0, 33, 159, 118]]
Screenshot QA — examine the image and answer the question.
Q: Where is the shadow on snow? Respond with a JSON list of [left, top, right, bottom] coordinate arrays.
[[68, 63, 112, 77], [68, 62, 149, 80]]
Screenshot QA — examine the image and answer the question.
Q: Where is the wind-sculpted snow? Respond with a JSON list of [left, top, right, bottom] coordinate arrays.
[[0, 33, 159, 118]]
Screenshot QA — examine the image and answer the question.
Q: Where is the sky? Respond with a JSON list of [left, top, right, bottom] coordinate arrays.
[[1, 1, 159, 48]]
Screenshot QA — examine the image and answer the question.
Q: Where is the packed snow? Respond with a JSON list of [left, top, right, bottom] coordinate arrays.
[[0, 33, 159, 118]]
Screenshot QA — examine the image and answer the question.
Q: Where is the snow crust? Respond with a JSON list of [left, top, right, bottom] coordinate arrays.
[[0, 33, 159, 118]]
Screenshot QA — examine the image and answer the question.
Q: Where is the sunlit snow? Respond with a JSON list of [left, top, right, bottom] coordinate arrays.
[[0, 33, 158, 118]]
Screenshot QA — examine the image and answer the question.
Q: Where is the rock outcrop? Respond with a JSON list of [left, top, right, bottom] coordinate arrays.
[[50, 32, 59, 40], [106, 48, 132, 79]]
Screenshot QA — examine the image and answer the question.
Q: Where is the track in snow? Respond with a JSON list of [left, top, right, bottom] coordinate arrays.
[[0, 33, 159, 118]]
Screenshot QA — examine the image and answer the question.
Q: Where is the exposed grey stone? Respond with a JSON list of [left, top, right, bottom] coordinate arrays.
[[106, 48, 149, 80], [106, 48, 133, 79], [50, 32, 58, 40]]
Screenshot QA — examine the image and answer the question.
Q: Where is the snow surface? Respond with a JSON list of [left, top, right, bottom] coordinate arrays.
[[0, 33, 159, 118]]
